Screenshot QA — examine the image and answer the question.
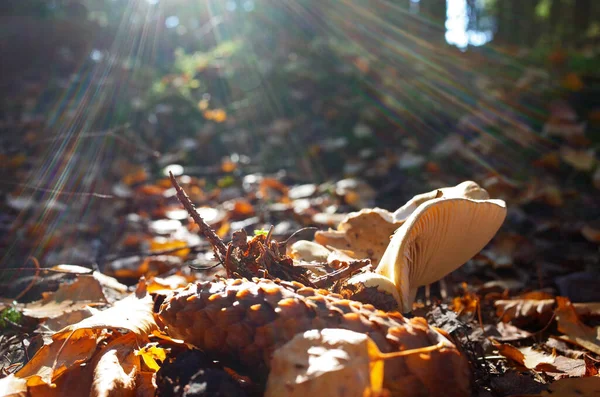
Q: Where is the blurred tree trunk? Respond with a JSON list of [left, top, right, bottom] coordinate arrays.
[[495, 0, 512, 45], [419, 0, 447, 44], [522, 0, 540, 47], [573, 0, 592, 40], [549, 0, 564, 45]]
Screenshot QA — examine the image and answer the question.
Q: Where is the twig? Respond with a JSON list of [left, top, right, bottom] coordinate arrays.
[[0, 181, 114, 199], [278, 227, 318, 248], [169, 172, 227, 262], [312, 259, 371, 288], [14, 257, 40, 301]]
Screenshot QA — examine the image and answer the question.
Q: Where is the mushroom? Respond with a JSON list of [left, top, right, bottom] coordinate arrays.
[[392, 180, 491, 222], [347, 181, 507, 312]]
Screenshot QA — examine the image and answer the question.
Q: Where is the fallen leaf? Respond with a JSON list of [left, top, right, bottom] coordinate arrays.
[[146, 274, 192, 293], [494, 342, 556, 370], [555, 296, 600, 355], [135, 343, 167, 371], [265, 328, 377, 397], [56, 282, 157, 340], [510, 376, 600, 397], [43, 307, 98, 332], [573, 302, 600, 318], [39, 274, 107, 305], [581, 222, 600, 243], [15, 328, 98, 387], [265, 328, 451, 397], [315, 208, 402, 264], [0, 374, 27, 397], [90, 333, 140, 397], [493, 322, 534, 342], [495, 299, 555, 325], [560, 146, 597, 171]]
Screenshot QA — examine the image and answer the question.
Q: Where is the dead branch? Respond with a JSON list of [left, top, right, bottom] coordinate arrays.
[[169, 172, 227, 262], [312, 259, 371, 289]]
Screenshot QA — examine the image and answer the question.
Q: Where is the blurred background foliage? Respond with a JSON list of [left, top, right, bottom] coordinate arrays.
[[1, 0, 599, 194], [1, 0, 600, 270]]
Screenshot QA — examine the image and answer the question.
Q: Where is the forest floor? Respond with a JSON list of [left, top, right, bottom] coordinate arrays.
[[1, 48, 600, 396]]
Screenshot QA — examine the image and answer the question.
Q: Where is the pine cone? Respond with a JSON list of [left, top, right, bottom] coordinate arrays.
[[157, 278, 470, 397]]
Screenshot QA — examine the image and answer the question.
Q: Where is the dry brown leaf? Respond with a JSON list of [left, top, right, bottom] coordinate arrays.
[[573, 302, 600, 318], [43, 308, 97, 332], [21, 275, 107, 320], [560, 146, 597, 171], [90, 333, 140, 397], [494, 342, 556, 370], [581, 223, 600, 243], [266, 328, 451, 397], [509, 376, 600, 397], [495, 299, 555, 325], [494, 322, 534, 342], [555, 296, 600, 355], [314, 208, 402, 264], [135, 372, 157, 397], [146, 274, 192, 293], [0, 374, 27, 397], [15, 328, 98, 387], [14, 283, 157, 388], [55, 282, 157, 340], [27, 359, 95, 397], [266, 328, 391, 397]]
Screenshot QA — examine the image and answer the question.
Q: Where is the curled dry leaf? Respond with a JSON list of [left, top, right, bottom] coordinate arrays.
[[90, 333, 142, 397], [555, 297, 600, 355], [314, 208, 402, 264]]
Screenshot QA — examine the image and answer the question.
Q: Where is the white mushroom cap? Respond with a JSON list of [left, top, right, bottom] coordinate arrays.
[[378, 195, 507, 312], [392, 181, 490, 222]]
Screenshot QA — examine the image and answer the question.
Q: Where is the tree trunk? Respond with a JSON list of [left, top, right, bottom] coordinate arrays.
[[549, 0, 564, 45], [573, 0, 592, 40], [495, 0, 512, 45], [419, 0, 447, 44]]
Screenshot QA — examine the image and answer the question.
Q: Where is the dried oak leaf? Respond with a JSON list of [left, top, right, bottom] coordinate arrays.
[[314, 208, 402, 264], [555, 296, 600, 355]]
